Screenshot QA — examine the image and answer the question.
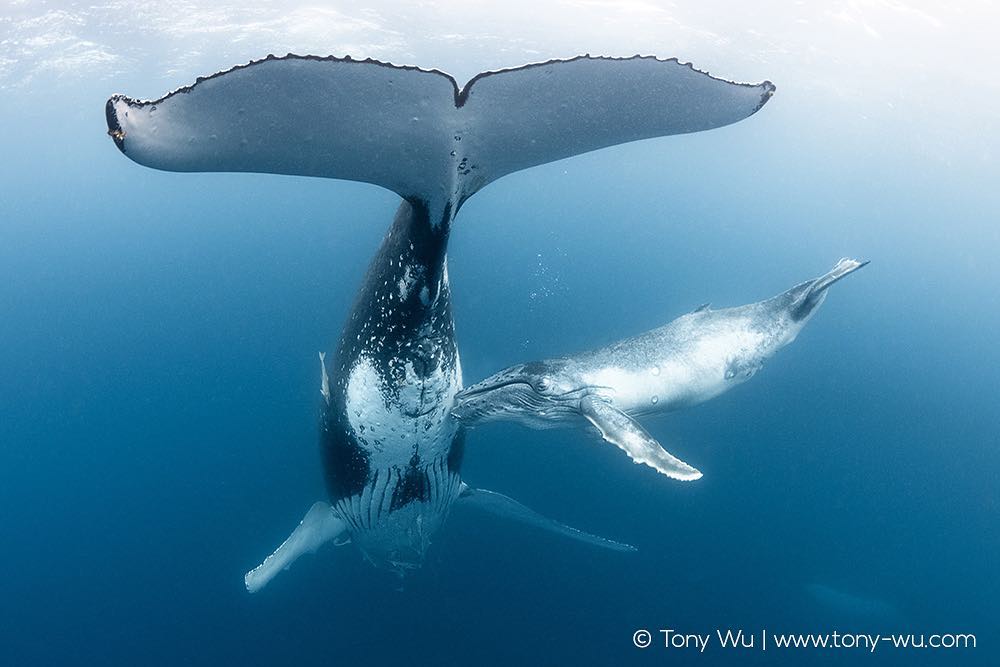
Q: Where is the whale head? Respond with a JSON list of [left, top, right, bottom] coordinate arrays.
[[452, 361, 590, 428]]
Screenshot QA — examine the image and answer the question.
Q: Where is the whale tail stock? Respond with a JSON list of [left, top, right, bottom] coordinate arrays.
[[106, 54, 773, 223], [790, 258, 869, 321]]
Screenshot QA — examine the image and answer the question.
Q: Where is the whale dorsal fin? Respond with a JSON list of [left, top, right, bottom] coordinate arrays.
[[579, 396, 702, 481], [107, 55, 773, 218], [692, 302, 711, 313], [457, 484, 635, 552]]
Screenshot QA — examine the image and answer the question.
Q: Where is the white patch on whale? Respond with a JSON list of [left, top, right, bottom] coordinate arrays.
[[585, 316, 787, 414], [397, 264, 423, 301], [345, 355, 460, 471]]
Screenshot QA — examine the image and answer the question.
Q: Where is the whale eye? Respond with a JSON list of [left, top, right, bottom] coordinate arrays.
[[535, 377, 550, 393]]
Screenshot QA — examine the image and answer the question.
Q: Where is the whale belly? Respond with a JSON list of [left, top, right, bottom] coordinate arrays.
[[344, 353, 461, 471], [668, 325, 771, 405], [582, 323, 771, 415], [579, 365, 690, 414]]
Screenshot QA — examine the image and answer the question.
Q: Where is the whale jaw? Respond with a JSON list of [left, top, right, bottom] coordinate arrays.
[[333, 457, 464, 573]]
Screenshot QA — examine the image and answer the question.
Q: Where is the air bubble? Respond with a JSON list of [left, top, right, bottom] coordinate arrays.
[[651, 395, 659, 405]]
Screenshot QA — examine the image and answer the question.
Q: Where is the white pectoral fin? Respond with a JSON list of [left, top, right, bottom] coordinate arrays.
[[457, 485, 635, 552], [579, 396, 703, 481], [319, 352, 330, 405], [244, 502, 347, 593]]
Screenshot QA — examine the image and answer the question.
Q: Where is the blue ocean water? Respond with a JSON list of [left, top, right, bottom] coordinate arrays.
[[1, 3, 997, 665]]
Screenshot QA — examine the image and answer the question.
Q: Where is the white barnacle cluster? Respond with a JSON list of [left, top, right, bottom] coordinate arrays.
[[397, 263, 425, 301]]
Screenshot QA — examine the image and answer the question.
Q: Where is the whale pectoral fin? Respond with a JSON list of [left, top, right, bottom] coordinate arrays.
[[457, 485, 636, 552], [579, 396, 703, 481], [244, 502, 347, 593], [319, 351, 330, 405]]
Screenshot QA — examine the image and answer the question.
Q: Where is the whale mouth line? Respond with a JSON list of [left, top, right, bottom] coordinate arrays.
[[456, 379, 532, 400], [457, 381, 603, 401]]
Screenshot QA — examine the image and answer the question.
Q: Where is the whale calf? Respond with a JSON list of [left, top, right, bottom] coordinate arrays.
[[104, 53, 774, 590], [452, 258, 868, 480]]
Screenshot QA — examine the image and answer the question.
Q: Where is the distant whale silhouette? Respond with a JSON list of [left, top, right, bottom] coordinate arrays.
[[805, 583, 903, 623], [453, 259, 867, 480], [105, 53, 774, 590]]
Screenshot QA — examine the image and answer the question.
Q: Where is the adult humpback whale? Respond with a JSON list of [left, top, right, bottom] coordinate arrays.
[[452, 259, 867, 479], [104, 53, 774, 591]]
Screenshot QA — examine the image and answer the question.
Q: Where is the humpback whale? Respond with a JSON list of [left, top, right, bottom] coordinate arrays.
[[805, 583, 903, 624], [453, 259, 867, 480], [104, 53, 774, 591]]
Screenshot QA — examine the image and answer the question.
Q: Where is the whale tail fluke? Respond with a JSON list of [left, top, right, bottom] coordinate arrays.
[[106, 54, 773, 223], [812, 258, 870, 294], [790, 258, 869, 321]]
